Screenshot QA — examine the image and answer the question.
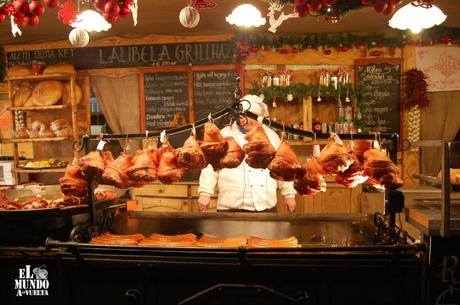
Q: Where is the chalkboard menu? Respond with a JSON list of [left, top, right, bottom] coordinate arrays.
[[143, 72, 189, 129], [193, 69, 237, 122], [356, 59, 401, 134]]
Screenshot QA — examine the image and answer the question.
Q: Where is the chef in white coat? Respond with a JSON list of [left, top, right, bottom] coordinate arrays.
[[197, 95, 297, 212]]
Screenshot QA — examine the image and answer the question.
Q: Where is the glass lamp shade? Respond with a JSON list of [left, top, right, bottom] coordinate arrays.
[[71, 10, 112, 32], [389, 2, 447, 33], [226, 3, 266, 27]]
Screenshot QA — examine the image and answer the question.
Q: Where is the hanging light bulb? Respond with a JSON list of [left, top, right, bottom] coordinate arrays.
[[389, 1, 446, 33], [71, 9, 112, 32], [226, 3, 266, 28]]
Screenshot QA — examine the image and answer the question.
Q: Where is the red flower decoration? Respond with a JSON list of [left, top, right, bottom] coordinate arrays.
[[250, 45, 259, 53], [291, 47, 300, 53], [369, 50, 382, 57], [403, 69, 430, 110], [279, 48, 289, 54], [193, 0, 216, 9], [58, 0, 78, 25], [323, 49, 332, 55]]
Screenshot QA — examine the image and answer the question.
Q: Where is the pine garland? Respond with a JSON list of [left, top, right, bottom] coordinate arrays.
[[248, 82, 369, 129]]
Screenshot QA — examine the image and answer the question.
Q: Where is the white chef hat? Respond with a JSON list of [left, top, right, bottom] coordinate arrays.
[[239, 94, 269, 118]]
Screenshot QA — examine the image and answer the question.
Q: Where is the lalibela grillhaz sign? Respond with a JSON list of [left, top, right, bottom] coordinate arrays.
[[14, 265, 49, 296], [7, 41, 234, 69]]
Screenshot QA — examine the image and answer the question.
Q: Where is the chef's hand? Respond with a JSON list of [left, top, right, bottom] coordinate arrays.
[[197, 194, 211, 212], [284, 197, 296, 213]]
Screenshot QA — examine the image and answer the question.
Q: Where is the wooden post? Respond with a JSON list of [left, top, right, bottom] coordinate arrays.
[[303, 96, 312, 141]]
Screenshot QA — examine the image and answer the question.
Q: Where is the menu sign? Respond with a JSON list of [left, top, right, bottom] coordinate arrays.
[[7, 41, 234, 69], [143, 72, 189, 129], [356, 59, 401, 134], [193, 69, 237, 122]]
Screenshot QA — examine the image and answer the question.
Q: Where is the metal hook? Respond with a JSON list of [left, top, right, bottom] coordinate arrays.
[[145, 130, 149, 138], [190, 123, 196, 136]]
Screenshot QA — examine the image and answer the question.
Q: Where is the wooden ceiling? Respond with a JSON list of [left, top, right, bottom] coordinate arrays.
[[1, 0, 459, 46]]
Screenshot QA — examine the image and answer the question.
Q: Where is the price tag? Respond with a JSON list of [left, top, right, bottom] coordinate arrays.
[[349, 140, 355, 151], [334, 134, 344, 145], [96, 140, 106, 151], [313, 144, 321, 157], [373, 140, 381, 149], [191, 123, 196, 136], [160, 130, 167, 144]]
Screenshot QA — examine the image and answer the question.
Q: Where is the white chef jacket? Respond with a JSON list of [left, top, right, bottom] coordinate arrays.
[[198, 123, 297, 211]]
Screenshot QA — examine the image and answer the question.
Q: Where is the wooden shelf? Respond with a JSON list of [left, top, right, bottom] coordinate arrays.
[[15, 167, 66, 173], [8, 104, 68, 111], [6, 73, 75, 82], [5, 137, 72, 143]]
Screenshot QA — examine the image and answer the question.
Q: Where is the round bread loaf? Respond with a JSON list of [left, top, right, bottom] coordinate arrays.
[[62, 82, 83, 105], [26, 81, 63, 106], [43, 64, 75, 75], [8, 65, 32, 77], [13, 85, 33, 107]]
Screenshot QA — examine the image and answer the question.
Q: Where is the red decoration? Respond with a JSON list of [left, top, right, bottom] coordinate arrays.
[[27, 15, 39, 26], [369, 50, 383, 57], [322, 0, 336, 6], [390, 0, 403, 4], [94, 0, 108, 11], [323, 49, 332, 55], [291, 47, 300, 53], [383, 3, 396, 16], [13, 0, 28, 14], [4, 3, 16, 16], [388, 46, 396, 56], [239, 50, 249, 58], [306, 0, 322, 13], [279, 48, 289, 54], [44, 0, 59, 9], [13, 13, 25, 26], [57, 0, 78, 25], [0, 13, 5, 23], [361, 0, 372, 5], [28, 1, 45, 17], [119, 6, 130, 17], [104, 1, 120, 17], [193, 0, 216, 9], [250, 46, 260, 53], [294, 5, 309, 17], [440, 35, 452, 44], [403, 69, 430, 110], [103, 12, 119, 23], [372, 0, 388, 14], [339, 45, 349, 52], [294, 0, 307, 5]]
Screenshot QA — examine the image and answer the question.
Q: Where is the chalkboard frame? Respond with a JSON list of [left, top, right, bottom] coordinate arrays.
[[355, 58, 403, 136], [139, 64, 239, 132]]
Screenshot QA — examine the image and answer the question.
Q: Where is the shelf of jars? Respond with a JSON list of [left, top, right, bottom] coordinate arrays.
[[248, 68, 365, 136]]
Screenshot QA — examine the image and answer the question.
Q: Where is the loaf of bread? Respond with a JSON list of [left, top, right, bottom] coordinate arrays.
[[31, 120, 46, 132], [62, 82, 83, 105], [13, 84, 33, 107], [14, 127, 29, 139], [8, 65, 32, 77], [26, 81, 63, 106], [438, 168, 460, 184], [43, 64, 75, 75], [39, 128, 55, 138]]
